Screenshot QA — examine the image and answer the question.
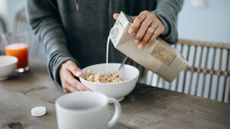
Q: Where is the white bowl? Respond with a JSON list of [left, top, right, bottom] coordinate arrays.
[[0, 56, 18, 80], [79, 63, 139, 101]]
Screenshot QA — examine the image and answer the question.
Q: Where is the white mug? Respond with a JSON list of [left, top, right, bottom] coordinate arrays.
[[55, 91, 121, 129]]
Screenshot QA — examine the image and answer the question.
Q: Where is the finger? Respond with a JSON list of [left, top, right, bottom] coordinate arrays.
[[142, 26, 155, 43], [113, 13, 119, 20], [63, 78, 79, 93], [129, 12, 147, 34], [147, 28, 160, 45], [65, 61, 83, 77], [147, 21, 164, 43], [135, 17, 153, 44], [138, 34, 154, 49], [153, 26, 163, 39], [153, 20, 164, 36], [63, 87, 70, 93], [70, 78, 91, 91], [77, 83, 92, 91], [139, 24, 157, 48], [64, 84, 78, 93], [66, 75, 79, 89], [60, 67, 74, 93], [66, 73, 91, 91]]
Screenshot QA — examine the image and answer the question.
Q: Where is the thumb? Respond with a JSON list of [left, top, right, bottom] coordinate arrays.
[[72, 66, 83, 77], [65, 61, 83, 77], [113, 13, 119, 20]]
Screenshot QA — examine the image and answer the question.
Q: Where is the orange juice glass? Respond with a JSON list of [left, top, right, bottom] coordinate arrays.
[[5, 43, 29, 72]]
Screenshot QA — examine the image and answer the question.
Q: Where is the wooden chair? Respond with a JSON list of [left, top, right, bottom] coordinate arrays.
[[137, 39, 230, 103]]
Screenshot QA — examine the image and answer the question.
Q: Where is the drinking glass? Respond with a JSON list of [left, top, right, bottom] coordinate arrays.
[[1, 33, 29, 73]]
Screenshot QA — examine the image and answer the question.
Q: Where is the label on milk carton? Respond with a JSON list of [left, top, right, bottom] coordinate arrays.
[[151, 41, 177, 65]]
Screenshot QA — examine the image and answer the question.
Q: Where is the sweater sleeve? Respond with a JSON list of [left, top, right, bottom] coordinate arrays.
[[26, 0, 78, 86], [153, 0, 184, 44]]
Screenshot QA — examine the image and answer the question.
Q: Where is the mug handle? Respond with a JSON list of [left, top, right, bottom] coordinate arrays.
[[108, 97, 121, 128]]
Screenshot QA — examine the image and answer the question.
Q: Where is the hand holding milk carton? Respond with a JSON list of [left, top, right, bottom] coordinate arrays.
[[109, 11, 188, 82]]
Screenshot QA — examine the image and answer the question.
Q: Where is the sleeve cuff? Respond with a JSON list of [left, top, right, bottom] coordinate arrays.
[[152, 10, 178, 44], [152, 10, 170, 36]]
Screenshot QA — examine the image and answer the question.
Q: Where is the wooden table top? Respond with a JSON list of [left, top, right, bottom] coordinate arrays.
[[0, 60, 230, 129]]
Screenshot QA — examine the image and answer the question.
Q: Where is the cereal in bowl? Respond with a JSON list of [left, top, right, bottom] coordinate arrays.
[[84, 69, 122, 83]]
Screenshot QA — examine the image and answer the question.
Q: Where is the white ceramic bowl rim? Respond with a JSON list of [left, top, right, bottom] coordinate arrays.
[[80, 63, 139, 86], [0, 56, 18, 68]]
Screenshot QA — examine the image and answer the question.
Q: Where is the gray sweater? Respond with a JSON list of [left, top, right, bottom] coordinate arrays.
[[26, 0, 183, 85]]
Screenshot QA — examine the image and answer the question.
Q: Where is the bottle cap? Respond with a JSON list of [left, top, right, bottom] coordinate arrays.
[[31, 106, 47, 117]]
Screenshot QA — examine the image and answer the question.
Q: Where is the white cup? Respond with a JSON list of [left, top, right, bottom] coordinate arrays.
[[55, 92, 121, 129]]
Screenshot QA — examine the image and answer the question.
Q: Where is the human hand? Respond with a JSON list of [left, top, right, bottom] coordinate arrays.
[[59, 60, 91, 93], [113, 10, 165, 49]]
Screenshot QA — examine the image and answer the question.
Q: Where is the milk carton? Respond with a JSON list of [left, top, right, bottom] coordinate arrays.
[[109, 11, 188, 82]]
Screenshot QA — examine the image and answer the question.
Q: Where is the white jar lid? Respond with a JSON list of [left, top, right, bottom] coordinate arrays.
[[31, 106, 47, 117]]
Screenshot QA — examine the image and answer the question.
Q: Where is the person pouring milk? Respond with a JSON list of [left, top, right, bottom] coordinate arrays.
[[26, 0, 184, 92]]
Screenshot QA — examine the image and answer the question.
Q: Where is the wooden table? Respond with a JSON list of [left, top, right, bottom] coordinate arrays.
[[0, 60, 230, 129]]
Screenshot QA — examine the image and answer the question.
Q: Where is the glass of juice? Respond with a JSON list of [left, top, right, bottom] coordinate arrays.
[[1, 33, 29, 73]]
